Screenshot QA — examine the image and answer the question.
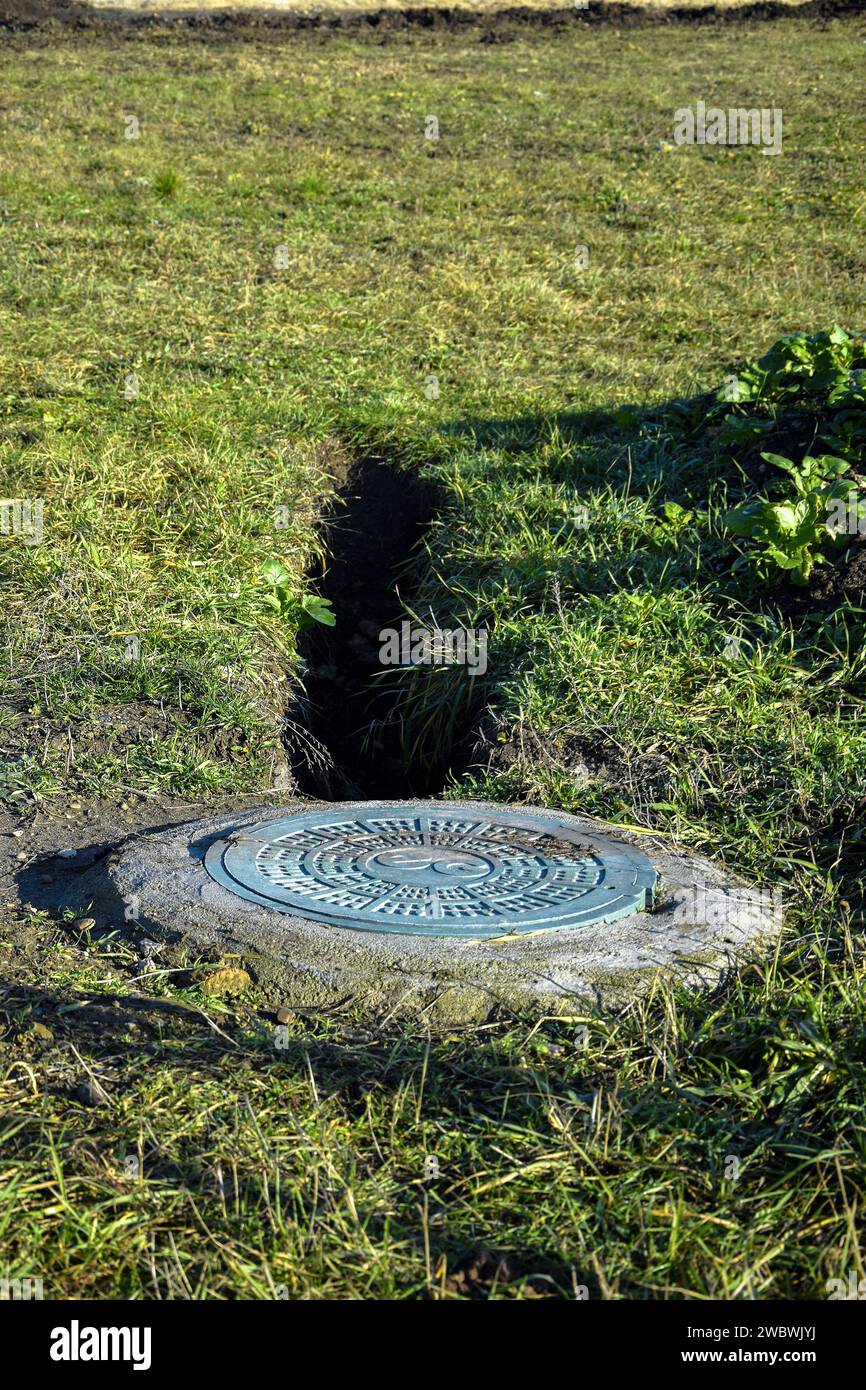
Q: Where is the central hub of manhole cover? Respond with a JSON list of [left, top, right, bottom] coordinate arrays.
[[204, 805, 657, 938]]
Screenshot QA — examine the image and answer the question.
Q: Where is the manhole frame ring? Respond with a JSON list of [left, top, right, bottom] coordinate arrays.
[[203, 802, 658, 939]]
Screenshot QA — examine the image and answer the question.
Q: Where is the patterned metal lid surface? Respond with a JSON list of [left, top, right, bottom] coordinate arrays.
[[203, 805, 657, 938]]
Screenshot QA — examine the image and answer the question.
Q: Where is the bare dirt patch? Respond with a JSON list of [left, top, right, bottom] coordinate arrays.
[[0, 0, 855, 38]]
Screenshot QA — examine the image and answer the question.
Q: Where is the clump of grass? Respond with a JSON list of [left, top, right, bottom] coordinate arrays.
[[293, 173, 328, 200], [152, 169, 181, 199]]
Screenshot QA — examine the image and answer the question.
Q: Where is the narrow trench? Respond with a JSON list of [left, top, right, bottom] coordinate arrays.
[[287, 457, 465, 800]]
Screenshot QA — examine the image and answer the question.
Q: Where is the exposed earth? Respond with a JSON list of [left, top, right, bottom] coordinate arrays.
[[0, 0, 843, 37]]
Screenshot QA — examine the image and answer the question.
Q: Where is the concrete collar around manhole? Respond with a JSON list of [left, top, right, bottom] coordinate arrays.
[[57, 799, 785, 1024]]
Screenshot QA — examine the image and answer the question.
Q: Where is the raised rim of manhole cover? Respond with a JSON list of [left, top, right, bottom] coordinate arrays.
[[203, 803, 657, 938]]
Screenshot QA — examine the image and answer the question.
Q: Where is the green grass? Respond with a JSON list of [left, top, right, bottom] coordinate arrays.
[[1, 17, 865, 1299], [3, 18, 864, 796], [3, 913, 864, 1298]]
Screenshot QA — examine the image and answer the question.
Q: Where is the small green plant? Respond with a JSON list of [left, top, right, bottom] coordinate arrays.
[[153, 169, 181, 199], [293, 174, 328, 201], [260, 559, 335, 630], [717, 326, 865, 408], [717, 414, 774, 451], [664, 328, 866, 465], [724, 452, 856, 584]]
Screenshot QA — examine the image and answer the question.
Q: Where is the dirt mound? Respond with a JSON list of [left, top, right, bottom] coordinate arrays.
[[1, 0, 864, 37], [0, 0, 84, 23]]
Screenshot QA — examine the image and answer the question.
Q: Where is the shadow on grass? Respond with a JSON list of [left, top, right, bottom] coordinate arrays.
[[0, 965, 597, 1298], [438, 390, 866, 623]]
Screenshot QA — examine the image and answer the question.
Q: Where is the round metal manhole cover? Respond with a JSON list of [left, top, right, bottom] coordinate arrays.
[[203, 805, 657, 939]]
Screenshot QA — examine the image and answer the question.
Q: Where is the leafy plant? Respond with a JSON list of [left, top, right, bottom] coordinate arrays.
[[717, 326, 864, 410], [717, 414, 774, 450], [260, 559, 336, 630], [724, 452, 857, 584], [660, 329, 866, 585], [665, 328, 866, 455], [645, 500, 708, 552]]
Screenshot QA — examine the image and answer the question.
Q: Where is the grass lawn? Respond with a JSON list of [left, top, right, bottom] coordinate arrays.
[[1, 11, 865, 1299]]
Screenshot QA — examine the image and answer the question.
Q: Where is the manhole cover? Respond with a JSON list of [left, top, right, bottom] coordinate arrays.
[[204, 804, 657, 938]]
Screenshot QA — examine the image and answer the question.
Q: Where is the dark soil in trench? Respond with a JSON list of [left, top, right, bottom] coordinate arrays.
[[288, 457, 454, 800]]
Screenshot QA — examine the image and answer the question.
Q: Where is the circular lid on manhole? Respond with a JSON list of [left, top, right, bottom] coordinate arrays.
[[203, 804, 657, 939]]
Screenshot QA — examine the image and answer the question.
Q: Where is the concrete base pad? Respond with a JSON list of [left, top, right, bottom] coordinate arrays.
[[59, 800, 784, 1023]]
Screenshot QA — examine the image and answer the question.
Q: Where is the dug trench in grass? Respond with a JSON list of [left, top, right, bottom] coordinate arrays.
[[287, 454, 485, 798], [47, 427, 790, 1021]]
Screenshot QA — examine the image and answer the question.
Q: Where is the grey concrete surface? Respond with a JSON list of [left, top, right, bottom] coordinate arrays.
[[57, 799, 785, 1023]]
